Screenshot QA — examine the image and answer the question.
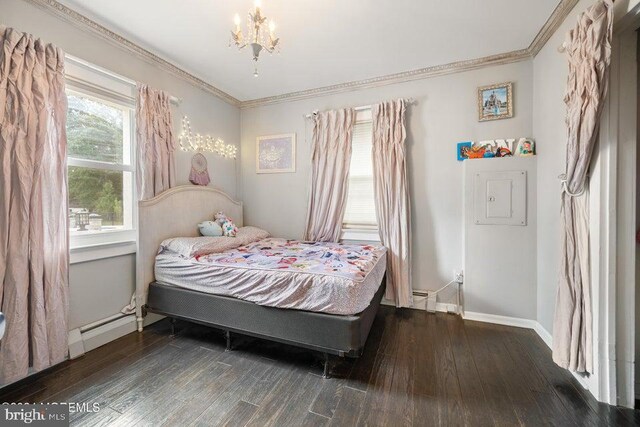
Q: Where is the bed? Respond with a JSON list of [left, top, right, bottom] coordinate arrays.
[[136, 186, 386, 377]]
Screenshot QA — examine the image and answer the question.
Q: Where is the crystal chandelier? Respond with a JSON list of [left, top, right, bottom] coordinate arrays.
[[230, 0, 280, 77]]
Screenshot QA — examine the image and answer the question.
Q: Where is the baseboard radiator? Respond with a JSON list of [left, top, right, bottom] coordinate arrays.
[[68, 313, 137, 359]]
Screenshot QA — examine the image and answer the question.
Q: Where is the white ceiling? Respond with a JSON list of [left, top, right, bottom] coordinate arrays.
[[59, 0, 560, 102]]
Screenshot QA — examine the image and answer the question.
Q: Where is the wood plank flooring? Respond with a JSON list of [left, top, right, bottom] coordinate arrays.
[[1, 307, 638, 426]]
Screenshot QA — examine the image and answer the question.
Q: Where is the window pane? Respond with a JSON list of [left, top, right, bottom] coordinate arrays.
[[68, 166, 131, 234], [67, 93, 126, 164], [344, 121, 378, 228], [344, 176, 377, 226]]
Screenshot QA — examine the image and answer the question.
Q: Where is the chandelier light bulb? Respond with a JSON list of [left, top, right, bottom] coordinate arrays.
[[230, 0, 278, 75]]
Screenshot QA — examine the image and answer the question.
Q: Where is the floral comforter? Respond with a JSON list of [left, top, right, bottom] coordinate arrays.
[[194, 238, 386, 281]]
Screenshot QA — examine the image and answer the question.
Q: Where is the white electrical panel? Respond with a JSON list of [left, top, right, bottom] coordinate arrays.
[[473, 170, 527, 226]]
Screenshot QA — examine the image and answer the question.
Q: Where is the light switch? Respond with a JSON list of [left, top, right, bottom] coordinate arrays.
[[473, 171, 526, 226], [486, 179, 512, 218]]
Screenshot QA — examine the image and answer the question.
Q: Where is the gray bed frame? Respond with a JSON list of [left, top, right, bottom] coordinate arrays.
[[136, 186, 385, 377], [146, 278, 384, 377]]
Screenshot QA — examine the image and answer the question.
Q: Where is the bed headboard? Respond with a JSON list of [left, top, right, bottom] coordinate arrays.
[[135, 185, 243, 329]]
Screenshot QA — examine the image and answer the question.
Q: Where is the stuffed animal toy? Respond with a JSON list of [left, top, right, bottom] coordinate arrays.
[[198, 221, 223, 237], [214, 211, 238, 237]]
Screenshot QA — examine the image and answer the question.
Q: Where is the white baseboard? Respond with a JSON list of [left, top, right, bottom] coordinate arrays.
[[68, 315, 137, 358], [463, 311, 554, 353], [463, 311, 538, 329], [533, 322, 553, 349], [67, 312, 167, 361], [82, 315, 137, 353], [68, 328, 85, 359]]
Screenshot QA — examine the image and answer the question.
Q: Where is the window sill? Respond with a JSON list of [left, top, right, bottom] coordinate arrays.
[[70, 240, 136, 264], [341, 228, 381, 243], [70, 228, 135, 248]]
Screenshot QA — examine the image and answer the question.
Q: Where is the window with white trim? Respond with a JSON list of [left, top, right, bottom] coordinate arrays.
[[342, 110, 378, 241], [65, 57, 137, 250]]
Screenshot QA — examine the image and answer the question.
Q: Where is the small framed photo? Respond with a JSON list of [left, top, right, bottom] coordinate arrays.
[[478, 82, 513, 122], [256, 133, 296, 173], [515, 138, 535, 156], [457, 141, 472, 161]]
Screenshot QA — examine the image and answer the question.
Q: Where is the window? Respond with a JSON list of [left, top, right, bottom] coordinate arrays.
[[65, 57, 136, 251], [342, 111, 379, 241]]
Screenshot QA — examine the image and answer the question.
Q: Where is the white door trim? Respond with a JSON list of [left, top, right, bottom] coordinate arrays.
[[605, 11, 640, 407]]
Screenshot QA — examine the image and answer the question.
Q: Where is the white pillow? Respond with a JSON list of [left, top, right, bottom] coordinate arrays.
[[161, 226, 270, 258]]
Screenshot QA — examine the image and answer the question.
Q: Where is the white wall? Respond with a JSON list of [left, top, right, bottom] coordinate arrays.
[[241, 60, 534, 306], [531, 1, 594, 334], [2, 0, 241, 329], [463, 157, 537, 320], [68, 255, 135, 330]]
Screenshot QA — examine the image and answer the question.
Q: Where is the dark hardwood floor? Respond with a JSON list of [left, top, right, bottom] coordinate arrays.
[[1, 307, 639, 426]]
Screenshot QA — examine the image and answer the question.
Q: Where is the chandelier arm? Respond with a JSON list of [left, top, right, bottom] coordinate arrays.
[[231, 2, 278, 75]]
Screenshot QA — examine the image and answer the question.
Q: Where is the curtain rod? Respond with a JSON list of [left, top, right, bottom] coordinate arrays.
[[303, 97, 416, 119]]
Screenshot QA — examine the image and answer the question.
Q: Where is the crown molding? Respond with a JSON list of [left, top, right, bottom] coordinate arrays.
[[240, 49, 531, 109], [528, 0, 580, 56], [240, 0, 579, 109], [22, 0, 578, 110], [22, 0, 241, 107]]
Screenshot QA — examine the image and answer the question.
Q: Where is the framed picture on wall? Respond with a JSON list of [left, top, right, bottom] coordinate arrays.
[[256, 133, 296, 173], [457, 141, 472, 161], [477, 82, 513, 121]]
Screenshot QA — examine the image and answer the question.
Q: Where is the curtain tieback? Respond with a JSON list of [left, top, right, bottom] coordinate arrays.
[[558, 173, 587, 197]]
